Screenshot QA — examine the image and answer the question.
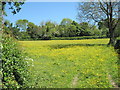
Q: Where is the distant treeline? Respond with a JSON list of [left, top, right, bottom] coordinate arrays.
[[3, 18, 120, 40]]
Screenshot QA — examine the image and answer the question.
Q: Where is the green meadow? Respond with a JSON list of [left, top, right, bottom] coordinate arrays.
[[19, 38, 119, 88]]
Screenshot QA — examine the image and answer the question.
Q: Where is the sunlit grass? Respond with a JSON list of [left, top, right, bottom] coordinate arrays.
[[19, 38, 118, 88]]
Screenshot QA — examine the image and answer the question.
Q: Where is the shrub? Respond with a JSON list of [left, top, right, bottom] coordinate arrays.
[[1, 34, 29, 88]]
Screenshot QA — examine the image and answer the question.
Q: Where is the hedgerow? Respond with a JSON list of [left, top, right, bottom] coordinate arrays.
[[1, 34, 29, 88]]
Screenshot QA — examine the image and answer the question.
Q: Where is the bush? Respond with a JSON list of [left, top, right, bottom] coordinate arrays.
[[1, 34, 29, 88]]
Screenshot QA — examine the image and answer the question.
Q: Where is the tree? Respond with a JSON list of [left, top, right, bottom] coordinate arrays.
[[39, 21, 56, 39], [68, 24, 77, 37], [3, 20, 13, 34], [90, 25, 101, 36], [27, 22, 40, 39], [98, 18, 120, 37], [2, 2, 24, 15], [1, 2, 24, 34], [16, 19, 28, 32], [79, 22, 91, 36], [56, 25, 65, 37], [98, 20, 109, 36], [78, 1, 120, 46], [71, 21, 81, 36], [59, 18, 76, 37], [3, 20, 29, 40], [60, 18, 72, 26]]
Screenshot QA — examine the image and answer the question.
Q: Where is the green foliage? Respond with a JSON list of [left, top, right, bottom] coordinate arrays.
[[77, 2, 119, 45], [98, 19, 120, 38], [3, 20, 21, 39], [60, 18, 72, 25], [115, 21, 120, 37], [1, 34, 29, 88], [2, 2, 24, 15], [40, 21, 56, 40], [27, 22, 40, 39], [19, 32, 31, 40], [5, 19, 107, 40], [79, 22, 101, 36], [16, 19, 28, 32]]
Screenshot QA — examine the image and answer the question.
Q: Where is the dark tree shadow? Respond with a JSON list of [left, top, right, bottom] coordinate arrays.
[[48, 43, 107, 49], [114, 40, 120, 87], [116, 50, 120, 87]]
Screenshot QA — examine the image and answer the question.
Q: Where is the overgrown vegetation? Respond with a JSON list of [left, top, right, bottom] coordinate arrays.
[[1, 34, 29, 88]]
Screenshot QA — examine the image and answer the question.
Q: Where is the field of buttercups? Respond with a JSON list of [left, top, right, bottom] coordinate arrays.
[[19, 39, 119, 88]]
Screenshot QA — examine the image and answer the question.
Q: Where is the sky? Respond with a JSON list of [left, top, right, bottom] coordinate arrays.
[[4, 2, 79, 25]]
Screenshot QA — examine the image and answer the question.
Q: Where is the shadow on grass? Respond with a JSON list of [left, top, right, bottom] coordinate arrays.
[[114, 47, 120, 87], [48, 43, 107, 49], [118, 56, 120, 88]]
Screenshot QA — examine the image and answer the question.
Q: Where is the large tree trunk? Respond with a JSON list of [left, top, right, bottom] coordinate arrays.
[[107, 1, 116, 46], [108, 28, 116, 46]]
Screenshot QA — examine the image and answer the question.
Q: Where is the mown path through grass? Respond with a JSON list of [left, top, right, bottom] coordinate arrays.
[[71, 74, 79, 88], [19, 39, 119, 88]]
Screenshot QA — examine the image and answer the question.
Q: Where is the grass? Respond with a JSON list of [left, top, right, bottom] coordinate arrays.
[[19, 38, 119, 88]]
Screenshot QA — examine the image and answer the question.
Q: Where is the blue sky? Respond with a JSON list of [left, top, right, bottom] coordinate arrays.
[[4, 2, 79, 25]]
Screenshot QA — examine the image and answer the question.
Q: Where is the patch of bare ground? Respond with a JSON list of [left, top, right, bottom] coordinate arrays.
[[108, 74, 119, 88], [71, 74, 79, 88]]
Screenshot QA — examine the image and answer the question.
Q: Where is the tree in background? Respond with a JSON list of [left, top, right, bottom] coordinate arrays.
[[44, 21, 56, 38], [71, 21, 81, 36], [68, 24, 76, 37], [38, 21, 57, 39], [2, 2, 24, 16], [16, 19, 28, 32], [4, 18, 104, 40], [15, 19, 31, 40], [3, 20, 13, 34], [60, 18, 72, 26], [98, 20, 109, 36], [27, 22, 39, 39], [78, 1, 120, 45], [98, 18, 120, 38], [79, 22, 91, 36], [2, 2, 25, 39], [56, 25, 64, 37], [59, 18, 78, 37], [3, 19, 30, 40]]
